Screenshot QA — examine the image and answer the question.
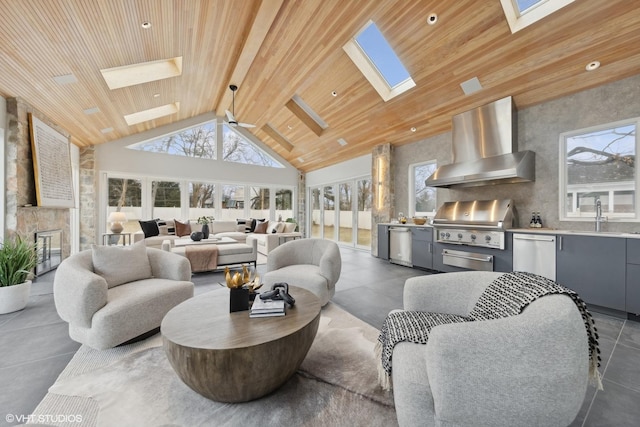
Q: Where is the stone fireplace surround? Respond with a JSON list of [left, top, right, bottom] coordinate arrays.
[[5, 97, 72, 260]]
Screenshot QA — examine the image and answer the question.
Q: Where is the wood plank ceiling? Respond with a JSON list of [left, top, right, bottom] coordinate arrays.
[[0, 0, 639, 172]]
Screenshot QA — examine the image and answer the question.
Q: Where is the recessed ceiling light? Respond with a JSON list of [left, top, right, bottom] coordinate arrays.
[[331, 90, 338, 97], [287, 125, 293, 130], [585, 61, 600, 71], [337, 138, 348, 146], [53, 73, 78, 85], [297, 157, 305, 163], [410, 127, 417, 132], [141, 22, 151, 29], [83, 107, 100, 115], [153, 93, 160, 98], [100, 127, 114, 134], [427, 13, 438, 25], [124, 102, 180, 125]]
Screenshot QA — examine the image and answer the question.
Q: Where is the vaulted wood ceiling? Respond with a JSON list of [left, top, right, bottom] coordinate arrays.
[[1, 0, 639, 172]]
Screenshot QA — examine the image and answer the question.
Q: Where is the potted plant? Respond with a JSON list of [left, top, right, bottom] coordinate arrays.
[[197, 216, 215, 239], [0, 236, 38, 314]]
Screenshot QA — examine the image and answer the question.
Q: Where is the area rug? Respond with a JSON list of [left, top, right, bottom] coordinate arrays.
[[30, 302, 396, 427]]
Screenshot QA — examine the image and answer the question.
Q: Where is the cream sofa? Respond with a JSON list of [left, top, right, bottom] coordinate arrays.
[[135, 219, 301, 255], [134, 220, 246, 249], [163, 236, 258, 272]]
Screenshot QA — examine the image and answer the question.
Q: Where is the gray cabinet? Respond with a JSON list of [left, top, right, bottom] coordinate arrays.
[[411, 227, 433, 270], [377, 224, 389, 260], [556, 235, 626, 311], [626, 239, 640, 314]]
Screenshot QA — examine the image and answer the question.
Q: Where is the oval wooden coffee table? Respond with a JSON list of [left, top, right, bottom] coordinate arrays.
[[161, 286, 321, 402]]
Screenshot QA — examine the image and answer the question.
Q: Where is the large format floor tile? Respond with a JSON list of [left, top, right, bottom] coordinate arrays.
[[1, 245, 638, 426]]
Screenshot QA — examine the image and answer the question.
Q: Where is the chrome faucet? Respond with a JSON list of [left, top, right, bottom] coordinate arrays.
[[595, 199, 607, 232]]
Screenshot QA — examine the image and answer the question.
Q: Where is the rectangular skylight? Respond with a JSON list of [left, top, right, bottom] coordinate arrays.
[[344, 21, 415, 102], [355, 22, 411, 88], [501, 0, 574, 33], [101, 57, 183, 90], [124, 102, 180, 125]]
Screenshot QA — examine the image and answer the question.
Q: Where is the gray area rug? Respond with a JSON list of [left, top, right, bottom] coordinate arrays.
[[30, 303, 396, 427]]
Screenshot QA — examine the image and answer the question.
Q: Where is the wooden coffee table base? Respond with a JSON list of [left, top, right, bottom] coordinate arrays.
[[161, 286, 321, 402]]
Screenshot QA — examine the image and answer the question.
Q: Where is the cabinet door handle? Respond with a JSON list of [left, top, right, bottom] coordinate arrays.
[[559, 236, 563, 251], [428, 242, 433, 253]]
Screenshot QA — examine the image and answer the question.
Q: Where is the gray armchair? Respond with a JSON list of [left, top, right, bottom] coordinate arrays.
[[392, 271, 589, 427], [54, 245, 194, 350], [263, 238, 341, 306]]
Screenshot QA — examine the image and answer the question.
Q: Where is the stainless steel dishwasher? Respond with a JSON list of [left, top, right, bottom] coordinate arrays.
[[389, 226, 412, 267], [512, 233, 556, 280]]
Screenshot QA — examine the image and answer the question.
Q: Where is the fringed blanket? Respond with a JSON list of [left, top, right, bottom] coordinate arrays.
[[375, 272, 602, 391]]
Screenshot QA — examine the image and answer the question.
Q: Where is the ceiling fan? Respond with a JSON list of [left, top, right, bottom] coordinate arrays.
[[224, 84, 255, 128]]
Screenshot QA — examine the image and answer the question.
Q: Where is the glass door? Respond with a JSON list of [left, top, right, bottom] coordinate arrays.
[[356, 178, 372, 248], [338, 182, 353, 245]]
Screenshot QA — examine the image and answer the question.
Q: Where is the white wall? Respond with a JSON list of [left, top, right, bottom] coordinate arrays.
[[305, 154, 371, 187], [95, 113, 299, 186]]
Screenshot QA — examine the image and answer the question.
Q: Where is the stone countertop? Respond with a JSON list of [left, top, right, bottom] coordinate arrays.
[[379, 222, 432, 228], [509, 228, 640, 239]]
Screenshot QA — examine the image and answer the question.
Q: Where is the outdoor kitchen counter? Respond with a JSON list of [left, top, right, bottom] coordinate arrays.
[[509, 228, 640, 239]]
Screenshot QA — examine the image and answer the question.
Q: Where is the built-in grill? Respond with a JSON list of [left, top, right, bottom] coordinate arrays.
[[432, 199, 517, 249], [431, 199, 517, 272]]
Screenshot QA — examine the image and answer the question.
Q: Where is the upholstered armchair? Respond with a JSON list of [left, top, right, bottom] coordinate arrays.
[[54, 244, 194, 350], [391, 271, 589, 427], [263, 238, 341, 306]]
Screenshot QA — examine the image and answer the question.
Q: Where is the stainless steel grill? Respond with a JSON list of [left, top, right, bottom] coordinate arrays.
[[432, 199, 517, 250]]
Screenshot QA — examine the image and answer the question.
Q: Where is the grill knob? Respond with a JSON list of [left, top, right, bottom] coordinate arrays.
[[445, 232, 450, 238], [485, 235, 492, 241], [457, 233, 463, 239], [471, 234, 476, 240], [440, 232, 446, 239]]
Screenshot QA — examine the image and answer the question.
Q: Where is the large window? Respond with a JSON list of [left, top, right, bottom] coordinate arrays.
[[222, 125, 283, 168], [107, 177, 142, 232], [560, 119, 637, 221], [409, 160, 437, 216], [275, 188, 293, 222], [310, 187, 322, 238], [356, 178, 372, 247], [189, 182, 215, 220], [249, 186, 270, 220], [152, 180, 181, 220], [128, 121, 217, 160]]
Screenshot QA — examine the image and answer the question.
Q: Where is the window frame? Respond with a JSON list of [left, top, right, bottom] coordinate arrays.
[[559, 117, 639, 222], [408, 160, 438, 217], [500, 0, 575, 33]]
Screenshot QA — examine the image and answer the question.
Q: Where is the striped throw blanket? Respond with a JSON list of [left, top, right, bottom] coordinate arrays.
[[375, 272, 602, 391]]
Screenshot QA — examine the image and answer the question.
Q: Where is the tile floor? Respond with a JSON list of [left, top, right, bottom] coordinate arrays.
[[1, 246, 639, 426]]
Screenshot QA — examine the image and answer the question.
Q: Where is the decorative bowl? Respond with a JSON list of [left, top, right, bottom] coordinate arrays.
[[412, 217, 427, 225], [190, 231, 204, 241]]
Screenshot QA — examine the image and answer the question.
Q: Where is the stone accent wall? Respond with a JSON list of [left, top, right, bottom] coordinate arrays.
[[393, 73, 640, 232], [79, 147, 97, 251], [296, 170, 306, 236], [5, 97, 70, 258], [371, 143, 394, 256]]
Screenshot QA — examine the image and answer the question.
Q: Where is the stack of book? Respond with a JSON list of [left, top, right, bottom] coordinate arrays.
[[249, 296, 285, 318]]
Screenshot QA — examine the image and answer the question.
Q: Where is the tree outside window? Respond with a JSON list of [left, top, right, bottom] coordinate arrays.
[[561, 120, 636, 219], [411, 161, 437, 216]]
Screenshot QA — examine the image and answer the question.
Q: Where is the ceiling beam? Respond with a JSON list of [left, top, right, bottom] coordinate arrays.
[[262, 123, 294, 152], [215, 0, 284, 116]]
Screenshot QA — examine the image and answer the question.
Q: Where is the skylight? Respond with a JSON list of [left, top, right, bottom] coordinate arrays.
[[343, 21, 415, 102], [501, 0, 574, 33]]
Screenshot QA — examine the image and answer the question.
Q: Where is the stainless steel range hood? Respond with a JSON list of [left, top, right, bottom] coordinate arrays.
[[425, 96, 535, 188]]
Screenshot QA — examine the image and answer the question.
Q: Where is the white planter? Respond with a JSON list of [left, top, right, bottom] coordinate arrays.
[[0, 280, 32, 314]]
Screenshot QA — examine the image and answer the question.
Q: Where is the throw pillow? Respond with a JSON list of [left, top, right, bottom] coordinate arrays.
[[92, 242, 152, 288], [157, 219, 176, 235], [269, 222, 285, 234], [138, 219, 159, 238], [248, 218, 262, 233], [174, 219, 192, 237], [254, 220, 269, 234], [237, 219, 252, 233], [283, 222, 297, 233]]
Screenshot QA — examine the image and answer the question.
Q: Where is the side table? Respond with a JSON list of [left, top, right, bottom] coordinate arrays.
[[102, 232, 132, 246]]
